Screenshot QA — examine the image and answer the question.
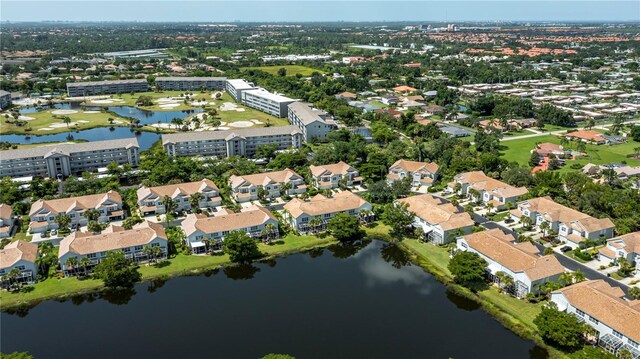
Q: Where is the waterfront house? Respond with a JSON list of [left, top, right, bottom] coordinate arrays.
[[447, 171, 528, 209], [228, 169, 307, 203], [0, 240, 38, 288], [136, 179, 222, 216], [399, 194, 474, 244], [58, 221, 168, 276], [0, 204, 14, 238], [283, 191, 372, 232], [456, 228, 565, 297], [29, 191, 124, 233], [598, 231, 640, 273], [309, 161, 363, 190], [386, 160, 439, 188], [182, 206, 279, 253]]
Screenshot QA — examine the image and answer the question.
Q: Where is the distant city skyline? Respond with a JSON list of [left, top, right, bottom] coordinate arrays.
[[1, 1, 639, 22]]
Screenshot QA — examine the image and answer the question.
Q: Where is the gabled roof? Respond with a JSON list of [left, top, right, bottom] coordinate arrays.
[[0, 204, 13, 220], [182, 206, 277, 236], [30, 191, 122, 217], [284, 191, 370, 218], [161, 125, 302, 145], [0, 240, 38, 269], [455, 171, 528, 198], [137, 179, 218, 202], [1, 138, 140, 161], [399, 194, 474, 231], [607, 231, 640, 255], [309, 161, 357, 177], [229, 169, 302, 189], [389, 160, 439, 175]]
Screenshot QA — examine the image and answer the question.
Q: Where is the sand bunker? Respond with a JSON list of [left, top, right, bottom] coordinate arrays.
[[191, 101, 208, 106], [18, 116, 35, 121], [83, 111, 101, 114], [228, 121, 254, 128], [52, 109, 78, 115], [159, 103, 180, 109], [77, 120, 90, 123], [91, 100, 115, 104], [37, 128, 54, 131], [250, 119, 264, 124], [50, 123, 79, 128]]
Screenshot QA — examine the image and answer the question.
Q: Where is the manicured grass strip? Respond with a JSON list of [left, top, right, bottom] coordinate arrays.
[[241, 65, 325, 77]]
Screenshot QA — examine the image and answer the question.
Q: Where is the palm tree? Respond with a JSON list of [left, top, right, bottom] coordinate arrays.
[[539, 221, 550, 237], [280, 182, 292, 196], [79, 257, 91, 276], [63, 116, 72, 128], [66, 257, 79, 277], [576, 141, 586, 154], [143, 246, 154, 262], [83, 208, 100, 222], [558, 272, 573, 286], [5, 269, 21, 291], [261, 223, 277, 241], [502, 275, 514, 293], [585, 118, 596, 130], [152, 246, 164, 262], [55, 213, 72, 233], [572, 270, 586, 283], [170, 117, 183, 130], [309, 216, 323, 234], [468, 188, 480, 202], [190, 193, 203, 212], [162, 195, 177, 217], [486, 202, 494, 215], [610, 115, 625, 135]]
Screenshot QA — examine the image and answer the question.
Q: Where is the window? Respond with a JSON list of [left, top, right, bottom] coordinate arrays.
[[613, 330, 623, 339], [87, 253, 97, 259], [588, 316, 599, 325], [576, 309, 585, 317], [628, 339, 638, 348], [16, 265, 25, 270], [151, 243, 159, 247], [134, 246, 143, 251], [123, 248, 131, 253]]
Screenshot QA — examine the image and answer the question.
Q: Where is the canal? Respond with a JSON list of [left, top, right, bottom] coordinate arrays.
[[0, 240, 546, 358]]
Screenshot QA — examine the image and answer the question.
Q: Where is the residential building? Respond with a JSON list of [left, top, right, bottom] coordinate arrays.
[[387, 160, 440, 187], [287, 102, 338, 141], [393, 85, 417, 94], [0, 138, 140, 179], [565, 130, 626, 145], [241, 88, 295, 118], [228, 169, 306, 203], [0, 240, 38, 287], [598, 231, 640, 273], [182, 206, 279, 253], [0, 90, 11, 109], [309, 161, 363, 190], [381, 94, 400, 105], [456, 229, 565, 297], [448, 171, 528, 209], [162, 126, 303, 158], [550, 280, 640, 358], [66, 79, 149, 97], [335, 92, 357, 101], [58, 221, 168, 275], [283, 191, 372, 232], [136, 179, 222, 216], [155, 77, 227, 91], [0, 204, 14, 238], [225, 79, 256, 102], [510, 197, 615, 245], [399, 194, 474, 244], [29, 191, 124, 233]]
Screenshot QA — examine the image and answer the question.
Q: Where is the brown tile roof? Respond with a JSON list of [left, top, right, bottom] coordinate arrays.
[[598, 247, 616, 259], [399, 194, 473, 231], [309, 161, 357, 177], [393, 85, 417, 93], [518, 197, 589, 223], [58, 221, 166, 257], [229, 169, 302, 189], [284, 191, 370, 218], [182, 206, 276, 236], [455, 171, 528, 198], [463, 229, 565, 281], [607, 231, 640, 255], [136, 179, 218, 202], [30, 191, 122, 217], [0, 204, 13, 220], [565, 130, 606, 142], [0, 240, 38, 268], [553, 280, 640, 342], [389, 160, 439, 174]]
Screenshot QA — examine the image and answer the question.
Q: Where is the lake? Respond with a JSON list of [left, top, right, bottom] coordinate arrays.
[[0, 240, 545, 359]]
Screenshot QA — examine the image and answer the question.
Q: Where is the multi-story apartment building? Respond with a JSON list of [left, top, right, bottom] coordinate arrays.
[[226, 79, 256, 102], [598, 231, 640, 273], [241, 88, 295, 118], [510, 197, 615, 246], [66, 79, 149, 97], [399, 194, 474, 244], [182, 206, 279, 253], [283, 191, 373, 232], [287, 102, 338, 141], [387, 160, 440, 187], [154, 77, 227, 91], [448, 171, 528, 209], [162, 126, 303, 158], [0, 204, 14, 238], [29, 191, 124, 233], [0, 240, 38, 287], [58, 221, 168, 275], [551, 280, 640, 358], [456, 229, 565, 297], [309, 161, 363, 190], [0, 138, 140, 179], [228, 169, 307, 203], [0, 90, 11, 109], [136, 179, 222, 216]]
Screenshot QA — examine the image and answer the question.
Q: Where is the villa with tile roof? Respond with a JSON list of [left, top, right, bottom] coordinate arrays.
[[448, 171, 528, 209], [0, 240, 38, 287], [283, 191, 372, 232], [387, 160, 440, 187], [182, 206, 279, 253], [29, 191, 124, 233], [309, 161, 363, 190], [598, 231, 640, 273], [399, 194, 474, 244], [136, 179, 221, 215], [551, 280, 640, 358], [58, 221, 167, 275], [510, 197, 615, 245], [456, 228, 566, 297], [228, 169, 306, 203], [0, 204, 14, 238]]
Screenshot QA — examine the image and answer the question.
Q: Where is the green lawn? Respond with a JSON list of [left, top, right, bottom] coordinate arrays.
[[103, 90, 216, 112], [1, 109, 130, 135], [401, 239, 453, 277], [478, 287, 543, 331], [193, 92, 289, 127], [241, 65, 325, 77]]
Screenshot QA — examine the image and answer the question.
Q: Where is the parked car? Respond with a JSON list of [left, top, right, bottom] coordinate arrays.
[[560, 246, 572, 253]]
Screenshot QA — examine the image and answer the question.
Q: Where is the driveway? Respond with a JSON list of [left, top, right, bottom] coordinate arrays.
[[554, 253, 631, 295]]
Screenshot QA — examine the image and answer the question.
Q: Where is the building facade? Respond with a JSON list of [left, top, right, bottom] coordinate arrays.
[[598, 231, 640, 273], [309, 161, 363, 190], [241, 88, 295, 118], [448, 171, 528, 209], [225, 79, 256, 102], [0, 90, 11, 109], [287, 102, 338, 141], [0, 138, 140, 179], [387, 160, 440, 187], [283, 191, 373, 232], [399, 194, 474, 244], [67, 79, 149, 97], [0, 240, 38, 288], [155, 77, 227, 91], [228, 169, 307, 203], [136, 179, 222, 216], [0, 204, 14, 238]]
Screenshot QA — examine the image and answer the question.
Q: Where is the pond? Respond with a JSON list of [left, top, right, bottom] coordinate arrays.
[[0, 240, 546, 359]]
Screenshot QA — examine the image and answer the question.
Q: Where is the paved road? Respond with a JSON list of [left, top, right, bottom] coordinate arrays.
[[554, 253, 630, 295]]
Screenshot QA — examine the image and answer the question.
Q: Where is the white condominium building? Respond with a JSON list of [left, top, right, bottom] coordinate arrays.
[[66, 79, 149, 97], [288, 102, 338, 141], [0, 138, 140, 179], [241, 88, 295, 117], [155, 77, 227, 91], [162, 126, 303, 158], [226, 79, 256, 102]]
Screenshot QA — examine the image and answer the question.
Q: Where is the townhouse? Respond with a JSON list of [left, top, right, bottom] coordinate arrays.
[[58, 221, 168, 275], [387, 160, 440, 187], [283, 191, 373, 232], [241, 88, 295, 118], [456, 229, 566, 297], [182, 206, 279, 253], [0, 240, 38, 287], [551, 280, 640, 358], [29, 191, 124, 233], [155, 77, 227, 91], [510, 197, 615, 245], [66, 79, 149, 97], [448, 171, 528, 209], [136, 179, 222, 216], [287, 102, 338, 141], [228, 168, 306, 203], [0, 204, 14, 238], [309, 161, 363, 190], [399, 194, 474, 244], [162, 126, 303, 158], [598, 231, 640, 273], [0, 138, 140, 179]]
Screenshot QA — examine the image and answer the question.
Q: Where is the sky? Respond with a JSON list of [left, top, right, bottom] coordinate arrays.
[[1, 1, 639, 22]]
